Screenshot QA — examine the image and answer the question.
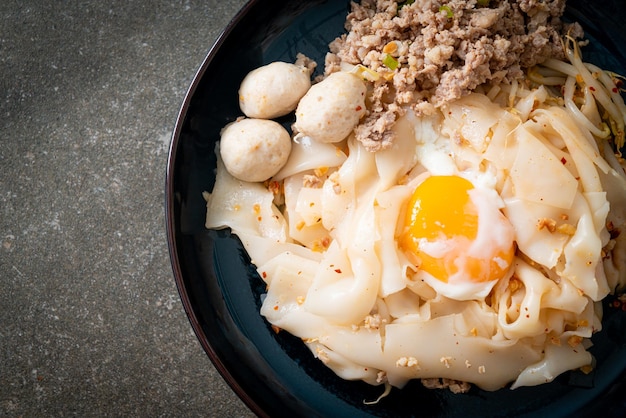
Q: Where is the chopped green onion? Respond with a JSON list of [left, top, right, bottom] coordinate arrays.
[[439, 5, 454, 18], [349, 64, 380, 82], [398, 0, 415, 9], [382, 54, 399, 71]]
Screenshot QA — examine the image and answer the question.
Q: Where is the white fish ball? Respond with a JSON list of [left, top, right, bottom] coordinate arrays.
[[219, 118, 292, 182], [294, 72, 366, 143], [239, 62, 311, 119]]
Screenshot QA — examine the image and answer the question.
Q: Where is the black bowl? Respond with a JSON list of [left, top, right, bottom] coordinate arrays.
[[166, 1, 626, 416]]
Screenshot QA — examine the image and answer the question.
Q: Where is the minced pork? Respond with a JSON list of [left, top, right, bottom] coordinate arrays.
[[324, 0, 582, 151]]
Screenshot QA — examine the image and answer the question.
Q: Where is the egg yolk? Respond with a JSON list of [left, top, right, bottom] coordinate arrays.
[[400, 175, 514, 284]]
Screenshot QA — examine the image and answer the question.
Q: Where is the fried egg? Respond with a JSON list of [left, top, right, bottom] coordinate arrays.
[[400, 174, 516, 301]]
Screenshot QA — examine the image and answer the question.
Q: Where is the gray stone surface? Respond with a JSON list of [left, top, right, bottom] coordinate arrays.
[[1, 1, 255, 416]]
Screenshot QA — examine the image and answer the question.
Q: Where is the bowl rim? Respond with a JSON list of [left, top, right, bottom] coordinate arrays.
[[164, 0, 267, 416]]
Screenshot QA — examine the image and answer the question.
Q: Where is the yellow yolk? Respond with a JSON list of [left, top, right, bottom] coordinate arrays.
[[400, 175, 514, 284]]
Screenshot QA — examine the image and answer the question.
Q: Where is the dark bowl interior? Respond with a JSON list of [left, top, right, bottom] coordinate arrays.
[[166, 0, 626, 417]]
